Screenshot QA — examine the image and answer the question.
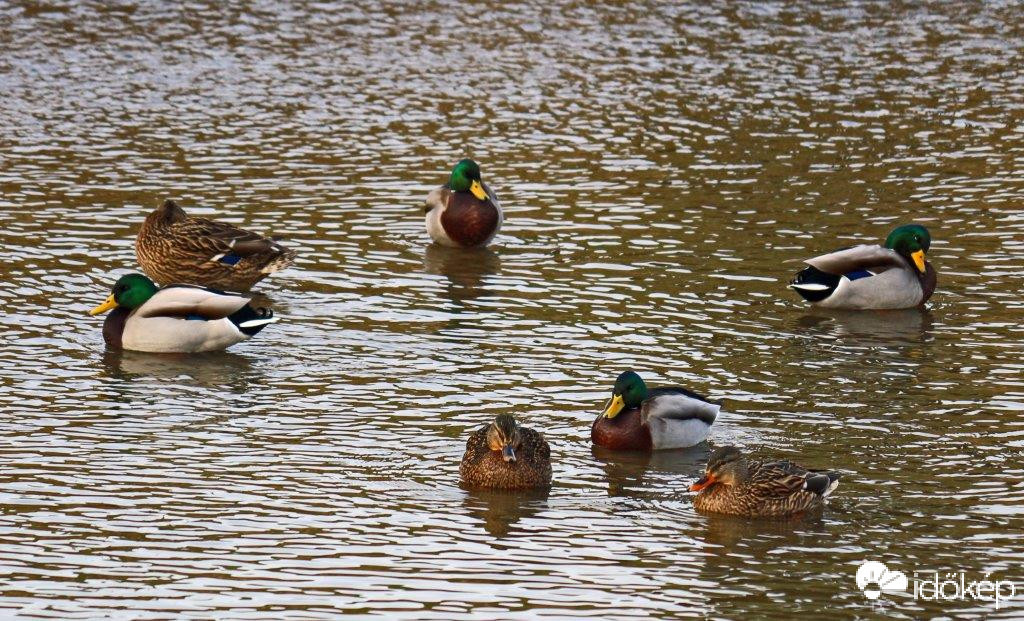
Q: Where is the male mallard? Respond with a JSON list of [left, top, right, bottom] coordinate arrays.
[[89, 273, 278, 353], [691, 446, 840, 518], [790, 224, 937, 310], [460, 414, 551, 490], [592, 371, 719, 451], [424, 159, 503, 248], [136, 199, 296, 292]]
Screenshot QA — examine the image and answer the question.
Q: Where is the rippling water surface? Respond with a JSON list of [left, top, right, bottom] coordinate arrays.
[[2, 1, 1024, 618]]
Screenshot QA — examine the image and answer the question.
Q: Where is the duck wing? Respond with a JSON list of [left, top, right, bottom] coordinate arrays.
[[749, 460, 840, 498], [169, 215, 288, 265], [641, 388, 720, 425], [424, 186, 451, 213], [135, 285, 250, 320], [805, 244, 906, 276]]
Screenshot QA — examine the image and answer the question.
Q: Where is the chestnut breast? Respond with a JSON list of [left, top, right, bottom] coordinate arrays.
[[591, 408, 653, 451], [441, 192, 500, 248]]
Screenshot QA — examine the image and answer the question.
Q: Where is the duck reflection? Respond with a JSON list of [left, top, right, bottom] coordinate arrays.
[[100, 349, 259, 391], [462, 487, 550, 537], [423, 244, 501, 305], [795, 307, 934, 344], [698, 510, 827, 553], [591, 444, 709, 498]]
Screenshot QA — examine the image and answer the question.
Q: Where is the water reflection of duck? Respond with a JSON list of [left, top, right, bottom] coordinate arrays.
[[423, 244, 501, 303], [795, 307, 934, 343], [100, 348, 258, 390], [591, 444, 709, 497], [462, 487, 550, 537]]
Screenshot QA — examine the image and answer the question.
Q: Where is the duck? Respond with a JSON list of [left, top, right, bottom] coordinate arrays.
[[424, 159, 503, 248], [691, 445, 840, 518], [790, 224, 937, 310], [460, 414, 551, 490], [592, 371, 719, 451], [88, 273, 278, 353], [136, 199, 296, 292]]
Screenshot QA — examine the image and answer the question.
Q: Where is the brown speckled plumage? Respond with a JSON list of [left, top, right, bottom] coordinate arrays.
[[136, 200, 296, 292], [693, 446, 840, 518], [460, 416, 552, 490]]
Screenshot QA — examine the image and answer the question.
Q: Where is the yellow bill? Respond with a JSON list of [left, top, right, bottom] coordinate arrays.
[[89, 294, 118, 316], [602, 394, 625, 419], [911, 249, 926, 273], [470, 180, 487, 201]]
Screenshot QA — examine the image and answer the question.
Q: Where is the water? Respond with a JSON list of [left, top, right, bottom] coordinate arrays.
[[2, 1, 1023, 618]]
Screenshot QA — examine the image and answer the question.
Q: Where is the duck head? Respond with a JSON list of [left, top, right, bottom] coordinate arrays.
[[601, 370, 649, 419], [486, 414, 524, 463], [449, 158, 488, 201], [89, 273, 159, 315], [691, 445, 750, 491], [885, 224, 931, 274]]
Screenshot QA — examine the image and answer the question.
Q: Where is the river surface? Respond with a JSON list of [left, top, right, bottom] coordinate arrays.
[[1, 1, 1023, 619]]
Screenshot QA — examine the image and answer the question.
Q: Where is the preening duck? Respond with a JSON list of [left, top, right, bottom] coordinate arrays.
[[592, 371, 719, 451], [89, 273, 278, 353], [691, 446, 840, 518], [424, 159, 503, 248], [136, 199, 296, 292], [790, 224, 936, 310]]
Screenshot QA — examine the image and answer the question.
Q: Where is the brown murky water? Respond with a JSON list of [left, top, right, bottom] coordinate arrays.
[[2, 1, 1023, 618]]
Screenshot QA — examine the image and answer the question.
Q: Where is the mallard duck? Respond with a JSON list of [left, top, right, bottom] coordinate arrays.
[[136, 199, 296, 292], [460, 414, 551, 490], [592, 371, 719, 451], [691, 446, 840, 518], [424, 159, 503, 248], [790, 224, 937, 310], [88, 273, 278, 353]]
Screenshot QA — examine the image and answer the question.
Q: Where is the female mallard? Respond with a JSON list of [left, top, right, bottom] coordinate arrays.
[[424, 159, 503, 248], [136, 199, 296, 292], [790, 224, 937, 310], [88, 273, 278, 353], [460, 414, 551, 490], [691, 446, 840, 518], [592, 371, 719, 451]]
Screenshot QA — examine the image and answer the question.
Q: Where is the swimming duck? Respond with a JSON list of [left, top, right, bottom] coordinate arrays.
[[592, 371, 719, 451], [89, 273, 278, 353], [790, 224, 936, 310], [691, 446, 840, 518], [424, 159, 503, 248], [460, 414, 551, 490], [136, 199, 296, 292]]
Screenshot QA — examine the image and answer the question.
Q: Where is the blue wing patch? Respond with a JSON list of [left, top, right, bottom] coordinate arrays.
[[218, 253, 242, 265], [185, 314, 206, 321], [844, 269, 874, 281]]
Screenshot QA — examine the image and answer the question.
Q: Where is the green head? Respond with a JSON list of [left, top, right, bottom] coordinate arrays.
[[449, 158, 488, 201], [601, 370, 649, 419], [884, 224, 931, 273], [89, 273, 158, 315], [486, 414, 523, 462]]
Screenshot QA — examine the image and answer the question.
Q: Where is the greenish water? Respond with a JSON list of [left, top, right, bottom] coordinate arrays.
[[1, 1, 1023, 619]]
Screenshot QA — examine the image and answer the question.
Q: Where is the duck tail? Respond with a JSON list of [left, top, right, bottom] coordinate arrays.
[[261, 246, 297, 274], [228, 305, 278, 336], [790, 266, 840, 302]]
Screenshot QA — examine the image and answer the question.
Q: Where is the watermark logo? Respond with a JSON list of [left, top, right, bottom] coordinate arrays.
[[856, 561, 908, 600], [855, 560, 1018, 610]]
